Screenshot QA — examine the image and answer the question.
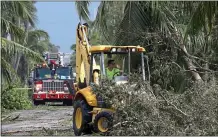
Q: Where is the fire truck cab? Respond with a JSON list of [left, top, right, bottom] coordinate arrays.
[[32, 52, 75, 106]]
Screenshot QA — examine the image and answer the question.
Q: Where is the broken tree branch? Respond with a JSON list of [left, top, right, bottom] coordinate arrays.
[[160, 94, 189, 117]]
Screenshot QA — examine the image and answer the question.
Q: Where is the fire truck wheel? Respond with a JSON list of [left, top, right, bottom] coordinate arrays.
[[93, 111, 113, 134], [40, 101, 45, 105], [33, 100, 45, 106], [73, 100, 92, 136], [63, 100, 73, 106], [33, 100, 39, 106]]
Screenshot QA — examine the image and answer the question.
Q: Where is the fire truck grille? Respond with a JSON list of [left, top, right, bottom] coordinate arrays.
[[42, 81, 64, 92]]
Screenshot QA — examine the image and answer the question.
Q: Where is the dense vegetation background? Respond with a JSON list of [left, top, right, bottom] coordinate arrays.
[[1, 1, 218, 135], [1, 1, 60, 111], [75, 1, 218, 91]]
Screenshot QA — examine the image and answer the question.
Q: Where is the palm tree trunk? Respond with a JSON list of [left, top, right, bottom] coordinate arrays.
[[174, 28, 203, 81], [180, 45, 202, 81], [10, 32, 19, 71], [17, 55, 28, 84], [15, 53, 21, 72], [182, 55, 202, 81], [12, 18, 21, 71], [15, 20, 29, 72]]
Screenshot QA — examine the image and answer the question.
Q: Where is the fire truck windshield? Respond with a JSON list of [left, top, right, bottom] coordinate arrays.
[[35, 68, 52, 79], [55, 67, 71, 79], [49, 54, 58, 59]]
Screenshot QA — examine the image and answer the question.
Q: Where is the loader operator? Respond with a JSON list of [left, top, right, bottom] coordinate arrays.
[[106, 59, 121, 80]]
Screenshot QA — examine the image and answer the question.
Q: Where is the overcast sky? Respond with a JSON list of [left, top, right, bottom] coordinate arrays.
[[35, 2, 100, 53]]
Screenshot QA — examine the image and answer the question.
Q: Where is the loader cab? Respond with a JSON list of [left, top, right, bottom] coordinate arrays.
[[89, 46, 146, 85]]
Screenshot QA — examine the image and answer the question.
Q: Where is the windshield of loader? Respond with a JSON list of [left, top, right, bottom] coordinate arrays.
[[106, 54, 142, 74], [90, 51, 145, 84]]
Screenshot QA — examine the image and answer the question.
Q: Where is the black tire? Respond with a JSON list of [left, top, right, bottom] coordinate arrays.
[[93, 111, 113, 135], [33, 100, 39, 106], [63, 100, 73, 106], [33, 100, 45, 106], [41, 101, 45, 105], [73, 100, 92, 136]]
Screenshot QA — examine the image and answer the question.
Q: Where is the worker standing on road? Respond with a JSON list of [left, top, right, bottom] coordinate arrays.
[[105, 60, 121, 80]]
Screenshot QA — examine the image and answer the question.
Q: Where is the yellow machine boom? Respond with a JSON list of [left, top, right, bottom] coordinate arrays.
[[75, 23, 100, 90]]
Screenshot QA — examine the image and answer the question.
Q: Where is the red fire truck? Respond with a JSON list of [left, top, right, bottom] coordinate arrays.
[[32, 52, 75, 106]]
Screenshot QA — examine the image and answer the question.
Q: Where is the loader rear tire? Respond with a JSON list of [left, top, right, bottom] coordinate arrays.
[[73, 100, 92, 136]]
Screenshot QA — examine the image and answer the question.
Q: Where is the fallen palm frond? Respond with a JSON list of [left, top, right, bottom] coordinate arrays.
[[92, 74, 218, 136]]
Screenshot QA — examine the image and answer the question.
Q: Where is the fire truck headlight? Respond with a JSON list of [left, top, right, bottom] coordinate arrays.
[[35, 84, 42, 91], [64, 87, 68, 91]]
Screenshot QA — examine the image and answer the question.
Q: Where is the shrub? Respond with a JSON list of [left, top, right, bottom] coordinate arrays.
[[1, 86, 32, 111]]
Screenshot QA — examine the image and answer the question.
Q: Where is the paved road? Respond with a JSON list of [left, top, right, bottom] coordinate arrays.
[[1, 105, 74, 136]]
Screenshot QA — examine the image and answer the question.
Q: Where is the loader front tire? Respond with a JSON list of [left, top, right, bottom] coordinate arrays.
[[73, 100, 92, 136], [93, 111, 113, 134]]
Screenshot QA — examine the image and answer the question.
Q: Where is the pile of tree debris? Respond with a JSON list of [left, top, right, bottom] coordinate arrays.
[[93, 75, 218, 136]]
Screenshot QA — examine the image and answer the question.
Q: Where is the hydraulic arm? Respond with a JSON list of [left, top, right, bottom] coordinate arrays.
[[75, 23, 99, 89]]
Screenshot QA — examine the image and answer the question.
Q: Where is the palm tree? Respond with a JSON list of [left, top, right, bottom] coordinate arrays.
[[1, 38, 44, 86], [1, 1, 45, 87], [16, 29, 50, 83], [1, 1, 37, 42], [74, 1, 218, 82], [184, 1, 218, 38], [75, 1, 90, 22]]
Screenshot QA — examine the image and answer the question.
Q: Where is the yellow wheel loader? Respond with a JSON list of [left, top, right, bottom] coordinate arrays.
[[68, 23, 147, 135]]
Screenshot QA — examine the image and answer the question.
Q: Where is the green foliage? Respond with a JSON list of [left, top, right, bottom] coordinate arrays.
[[93, 1, 126, 44], [75, 1, 90, 22], [78, 1, 218, 92], [1, 37, 44, 62], [1, 1, 58, 88], [70, 53, 76, 70], [1, 1, 37, 38], [71, 44, 76, 51], [89, 31, 102, 45], [184, 1, 218, 38], [1, 1, 42, 85], [1, 1, 58, 110], [1, 85, 32, 111]]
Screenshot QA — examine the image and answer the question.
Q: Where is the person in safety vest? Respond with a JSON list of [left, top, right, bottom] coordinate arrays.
[[106, 60, 121, 80]]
